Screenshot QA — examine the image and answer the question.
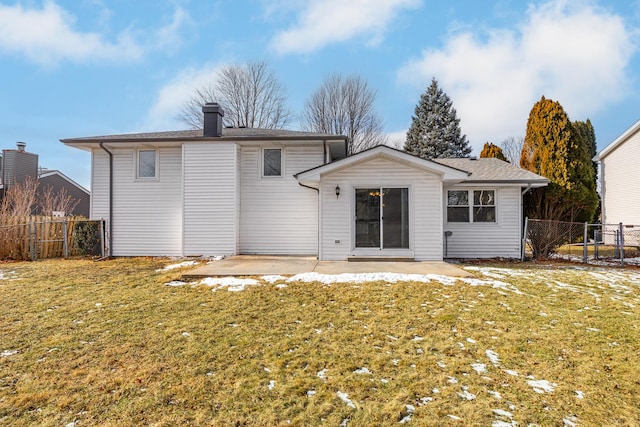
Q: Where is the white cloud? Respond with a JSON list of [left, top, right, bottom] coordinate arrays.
[[0, 1, 142, 65], [271, 0, 421, 55], [142, 64, 225, 131], [153, 5, 191, 52], [397, 0, 636, 154], [0, 1, 190, 66]]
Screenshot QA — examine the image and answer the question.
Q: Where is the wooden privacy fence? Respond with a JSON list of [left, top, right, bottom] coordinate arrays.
[[0, 216, 106, 260]]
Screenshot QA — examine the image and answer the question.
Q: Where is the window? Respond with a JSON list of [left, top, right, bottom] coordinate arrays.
[[137, 149, 157, 179], [473, 190, 496, 222], [447, 189, 496, 223], [263, 148, 282, 177], [447, 190, 469, 222]]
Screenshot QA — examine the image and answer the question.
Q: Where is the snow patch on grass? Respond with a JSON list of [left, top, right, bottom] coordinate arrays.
[[486, 350, 500, 366], [527, 379, 557, 394], [471, 363, 486, 374], [262, 275, 286, 283], [156, 261, 198, 272], [200, 277, 259, 292], [336, 391, 356, 408], [165, 281, 188, 287], [399, 404, 415, 424], [317, 369, 327, 381]]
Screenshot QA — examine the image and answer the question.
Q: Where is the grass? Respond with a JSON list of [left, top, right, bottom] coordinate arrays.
[[1, 258, 639, 426]]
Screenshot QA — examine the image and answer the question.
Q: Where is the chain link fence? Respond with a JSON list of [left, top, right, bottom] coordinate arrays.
[[523, 218, 640, 265], [0, 216, 106, 261]]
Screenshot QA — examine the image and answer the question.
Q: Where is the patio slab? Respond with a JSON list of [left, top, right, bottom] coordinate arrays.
[[182, 255, 473, 278]]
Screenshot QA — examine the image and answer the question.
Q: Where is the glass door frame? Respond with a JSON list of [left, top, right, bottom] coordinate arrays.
[[352, 185, 412, 254]]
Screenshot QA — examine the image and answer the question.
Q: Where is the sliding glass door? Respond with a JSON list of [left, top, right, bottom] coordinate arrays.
[[355, 187, 409, 249]]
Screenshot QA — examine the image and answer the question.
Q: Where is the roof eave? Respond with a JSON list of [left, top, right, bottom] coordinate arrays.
[[61, 135, 347, 144], [595, 117, 640, 161], [455, 179, 549, 187]]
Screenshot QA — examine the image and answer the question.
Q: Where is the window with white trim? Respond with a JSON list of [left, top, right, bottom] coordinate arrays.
[[137, 149, 157, 179], [263, 148, 282, 177], [447, 189, 496, 223]]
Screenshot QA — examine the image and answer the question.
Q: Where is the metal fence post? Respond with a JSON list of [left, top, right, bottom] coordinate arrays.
[[100, 220, 105, 258], [63, 220, 68, 258], [583, 222, 588, 263], [521, 217, 529, 261], [29, 218, 36, 261], [619, 222, 625, 266]]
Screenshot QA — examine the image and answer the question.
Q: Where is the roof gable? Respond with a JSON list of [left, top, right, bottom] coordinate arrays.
[[594, 117, 640, 161], [296, 146, 549, 187], [295, 145, 470, 186]]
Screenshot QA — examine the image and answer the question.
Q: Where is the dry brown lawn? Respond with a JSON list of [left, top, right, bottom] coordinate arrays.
[[1, 258, 639, 426]]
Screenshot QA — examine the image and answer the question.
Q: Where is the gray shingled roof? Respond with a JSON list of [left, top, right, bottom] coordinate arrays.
[[61, 127, 346, 143], [434, 157, 549, 183]]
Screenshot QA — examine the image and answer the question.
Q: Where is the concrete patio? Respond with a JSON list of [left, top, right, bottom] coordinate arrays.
[[182, 255, 473, 279]]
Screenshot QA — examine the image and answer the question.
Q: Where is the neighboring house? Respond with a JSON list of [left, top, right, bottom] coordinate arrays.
[[38, 169, 90, 217], [0, 142, 90, 217], [61, 103, 548, 260], [594, 118, 640, 226]]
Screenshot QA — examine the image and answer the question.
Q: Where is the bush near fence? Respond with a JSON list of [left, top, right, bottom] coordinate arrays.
[[0, 216, 105, 260]]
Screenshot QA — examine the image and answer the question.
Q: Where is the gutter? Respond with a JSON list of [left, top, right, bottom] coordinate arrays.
[[99, 142, 113, 256]]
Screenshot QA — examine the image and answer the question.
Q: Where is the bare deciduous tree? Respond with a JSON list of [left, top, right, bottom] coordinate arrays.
[[177, 61, 292, 130], [0, 177, 38, 217], [500, 136, 525, 166], [302, 74, 387, 155], [0, 177, 80, 217], [39, 186, 80, 216]]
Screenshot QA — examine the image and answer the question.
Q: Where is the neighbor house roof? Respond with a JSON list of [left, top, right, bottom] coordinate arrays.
[[38, 169, 90, 194], [434, 157, 550, 185]]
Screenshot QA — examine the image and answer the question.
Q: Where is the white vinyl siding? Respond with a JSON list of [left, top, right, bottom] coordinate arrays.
[[319, 157, 443, 261], [107, 147, 182, 256], [239, 145, 321, 255], [600, 131, 640, 226], [444, 186, 521, 258], [183, 143, 239, 257], [90, 148, 110, 221]]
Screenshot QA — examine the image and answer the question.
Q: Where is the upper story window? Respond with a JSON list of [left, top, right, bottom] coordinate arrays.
[[263, 148, 282, 177], [137, 149, 157, 179], [447, 189, 496, 223]]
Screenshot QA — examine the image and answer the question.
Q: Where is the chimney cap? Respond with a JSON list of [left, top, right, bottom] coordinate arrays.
[[202, 102, 224, 116], [16, 141, 26, 152]]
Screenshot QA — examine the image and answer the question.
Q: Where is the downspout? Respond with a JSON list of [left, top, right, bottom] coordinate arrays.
[[99, 142, 113, 257], [323, 140, 327, 165]]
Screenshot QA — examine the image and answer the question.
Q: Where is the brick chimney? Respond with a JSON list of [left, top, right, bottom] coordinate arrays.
[[202, 102, 224, 137]]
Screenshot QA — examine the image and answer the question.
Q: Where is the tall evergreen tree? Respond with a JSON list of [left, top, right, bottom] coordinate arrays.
[[521, 96, 598, 222], [480, 142, 508, 162], [572, 119, 600, 221], [404, 78, 471, 158], [573, 119, 598, 185]]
